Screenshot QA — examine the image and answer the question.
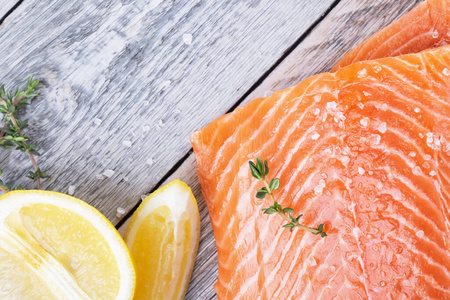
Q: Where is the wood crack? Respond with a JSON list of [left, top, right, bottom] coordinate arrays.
[[0, 0, 24, 26], [114, 0, 342, 229]]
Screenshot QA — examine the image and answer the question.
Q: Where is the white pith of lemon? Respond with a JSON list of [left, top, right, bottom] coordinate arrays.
[[0, 190, 135, 299], [124, 180, 200, 300]]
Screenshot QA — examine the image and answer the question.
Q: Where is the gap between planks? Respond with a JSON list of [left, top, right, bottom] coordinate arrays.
[[116, 0, 342, 232], [0, 0, 339, 223], [0, 0, 23, 27]]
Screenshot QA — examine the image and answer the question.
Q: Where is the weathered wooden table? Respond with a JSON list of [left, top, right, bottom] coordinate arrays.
[[0, 0, 421, 298]]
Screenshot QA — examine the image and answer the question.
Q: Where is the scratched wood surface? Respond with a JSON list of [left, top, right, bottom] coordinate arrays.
[[1, 0, 423, 299], [120, 0, 422, 298], [0, 0, 336, 222]]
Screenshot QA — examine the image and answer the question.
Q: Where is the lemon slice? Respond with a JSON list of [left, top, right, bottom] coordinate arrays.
[[0, 190, 135, 299], [124, 180, 200, 300]]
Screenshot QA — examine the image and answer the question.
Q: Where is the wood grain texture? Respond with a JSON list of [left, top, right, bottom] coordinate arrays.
[[0, 0, 18, 21], [131, 0, 421, 298], [0, 0, 336, 222]]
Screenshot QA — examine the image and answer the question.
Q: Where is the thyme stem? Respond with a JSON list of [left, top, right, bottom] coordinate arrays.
[[0, 75, 49, 192], [8, 113, 41, 189], [249, 157, 327, 237]]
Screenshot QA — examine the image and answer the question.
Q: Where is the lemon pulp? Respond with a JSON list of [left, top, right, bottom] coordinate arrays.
[[0, 190, 135, 299], [125, 180, 200, 300]]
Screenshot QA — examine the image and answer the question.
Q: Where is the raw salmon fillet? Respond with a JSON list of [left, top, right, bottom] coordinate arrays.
[[191, 46, 450, 299], [333, 0, 450, 71]]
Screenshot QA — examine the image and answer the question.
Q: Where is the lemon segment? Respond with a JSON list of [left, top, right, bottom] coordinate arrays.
[[125, 180, 200, 300], [0, 190, 135, 300]]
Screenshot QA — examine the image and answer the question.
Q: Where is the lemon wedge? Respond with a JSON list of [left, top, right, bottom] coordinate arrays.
[[0, 190, 135, 299], [124, 180, 200, 300]]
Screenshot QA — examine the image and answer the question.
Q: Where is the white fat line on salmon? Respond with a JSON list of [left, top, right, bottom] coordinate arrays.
[[296, 212, 366, 299], [374, 124, 436, 164], [235, 196, 333, 298], [210, 105, 327, 223], [382, 163, 447, 224], [363, 97, 439, 133], [344, 179, 372, 299], [378, 63, 450, 107], [384, 233, 450, 288], [367, 79, 450, 122], [209, 75, 325, 192], [429, 165, 450, 235], [209, 86, 295, 177], [265, 189, 343, 295], [225, 176, 336, 289], [377, 185, 450, 259]]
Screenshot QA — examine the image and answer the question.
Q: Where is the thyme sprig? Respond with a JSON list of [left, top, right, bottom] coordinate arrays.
[[0, 76, 49, 193], [249, 157, 327, 237]]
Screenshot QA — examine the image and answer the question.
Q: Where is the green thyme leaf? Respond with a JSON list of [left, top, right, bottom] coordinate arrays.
[[269, 178, 280, 191]]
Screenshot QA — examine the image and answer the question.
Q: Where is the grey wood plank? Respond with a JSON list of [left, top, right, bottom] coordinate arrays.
[[0, 0, 19, 22], [119, 0, 422, 298], [0, 0, 336, 222]]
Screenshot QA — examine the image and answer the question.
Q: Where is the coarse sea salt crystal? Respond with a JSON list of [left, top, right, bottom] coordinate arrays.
[[363, 91, 371, 97], [426, 132, 441, 150], [414, 107, 421, 113], [381, 103, 388, 111], [161, 80, 171, 88], [341, 156, 350, 167], [314, 179, 326, 195], [68, 185, 76, 195], [371, 134, 381, 145], [263, 90, 273, 97], [116, 207, 126, 218], [95, 174, 105, 180], [443, 68, 450, 76], [357, 68, 368, 78], [146, 158, 154, 165], [409, 151, 416, 157], [415, 230, 424, 238], [182, 33, 193, 45], [314, 108, 320, 115], [311, 132, 320, 140], [412, 166, 422, 176], [368, 171, 373, 175], [358, 167, 366, 175], [429, 170, 437, 176], [424, 154, 432, 161], [122, 140, 132, 147], [103, 169, 115, 178], [432, 30, 439, 38], [326, 101, 337, 110], [142, 125, 150, 132], [357, 103, 364, 109], [101, 158, 111, 167], [378, 122, 387, 134], [360, 118, 369, 127], [93, 118, 102, 125], [314, 95, 321, 102]]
